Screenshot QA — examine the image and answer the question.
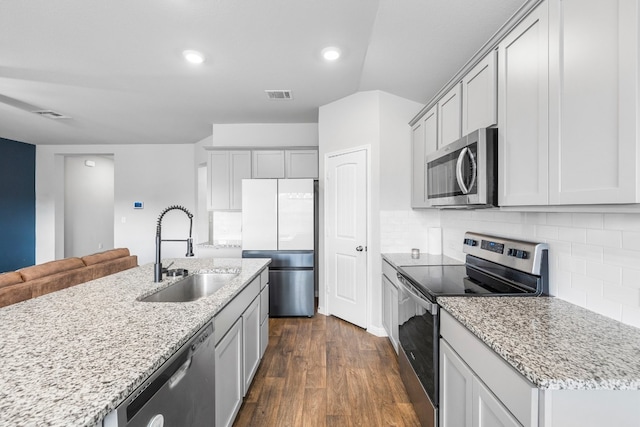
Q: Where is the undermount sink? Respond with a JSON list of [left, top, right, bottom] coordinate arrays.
[[140, 273, 239, 303]]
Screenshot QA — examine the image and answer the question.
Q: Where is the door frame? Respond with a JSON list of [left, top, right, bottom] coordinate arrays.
[[320, 145, 372, 329]]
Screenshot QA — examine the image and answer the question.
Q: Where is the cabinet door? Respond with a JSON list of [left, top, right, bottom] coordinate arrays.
[[438, 83, 462, 148], [382, 275, 392, 338], [440, 340, 473, 427], [215, 318, 243, 427], [208, 151, 231, 210], [463, 50, 498, 135], [549, 0, 639, 204], [229, 151, 251, 210], [260, 284, 269, 357], [389, 279, 399, 353], [411, 106, 437, 208], [498, 2, 549, 206], [243, 296, 261, 395], [473, 378, 521, 427], [252, 150, 285, 178], [286, 150, 318, 178]]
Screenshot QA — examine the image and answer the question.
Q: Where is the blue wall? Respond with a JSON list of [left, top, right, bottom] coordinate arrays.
[[0, 138, 35, 272]]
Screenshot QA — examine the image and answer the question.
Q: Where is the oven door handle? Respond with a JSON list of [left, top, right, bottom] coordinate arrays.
[[455, 147, 477, 195], [396, 273, 438, 315]]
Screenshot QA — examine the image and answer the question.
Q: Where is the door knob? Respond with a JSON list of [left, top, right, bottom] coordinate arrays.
[[356, 246, 364, 252]]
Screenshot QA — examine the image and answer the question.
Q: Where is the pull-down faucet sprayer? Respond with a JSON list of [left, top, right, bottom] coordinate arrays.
[[154, 205, 194, 282]]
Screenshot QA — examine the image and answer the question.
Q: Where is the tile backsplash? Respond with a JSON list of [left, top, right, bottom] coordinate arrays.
[[439, 210, 640, 328], [380, 210, 440, 253]]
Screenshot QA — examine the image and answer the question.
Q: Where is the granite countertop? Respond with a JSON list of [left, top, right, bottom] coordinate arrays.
[[438, 296, 640, 391], [0, 257, 270, 427], [382, 252, 463, 268]]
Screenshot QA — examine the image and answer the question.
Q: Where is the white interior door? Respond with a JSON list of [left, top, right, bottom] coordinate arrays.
[[325, 149, 367, 328]]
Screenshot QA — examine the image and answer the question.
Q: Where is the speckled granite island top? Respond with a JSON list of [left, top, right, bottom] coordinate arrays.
[[438, 296, 640, 391], [0, 257, 270, 427]]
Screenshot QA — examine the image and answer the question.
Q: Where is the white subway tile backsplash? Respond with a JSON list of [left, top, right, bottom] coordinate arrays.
[[585, 262, 622, 284], [571, 213, 604, 229], [557, 227, 587, 243], [422, 210, 640, 327], [586, 229, 622, 248], [571, 243, 604, 261], [622, 231, 640, 251], [602, 283, 640, 306]]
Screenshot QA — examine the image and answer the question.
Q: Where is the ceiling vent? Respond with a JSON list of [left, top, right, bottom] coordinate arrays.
[[265, 90, 293, 100], [32, 110, 71, 119]]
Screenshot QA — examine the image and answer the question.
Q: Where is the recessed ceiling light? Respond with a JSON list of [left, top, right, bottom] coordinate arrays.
[[321, 47, 341, 61], [183, 50, 205, 64]]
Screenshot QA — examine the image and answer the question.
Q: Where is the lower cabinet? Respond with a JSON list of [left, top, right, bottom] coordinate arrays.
[[260, 283, 269, 358], [214, 268, 268, 427], [242, 296, 261, 395], [440, 340, 519, 427], [381, 259, 399, 353], [215, 319, 243, 427]]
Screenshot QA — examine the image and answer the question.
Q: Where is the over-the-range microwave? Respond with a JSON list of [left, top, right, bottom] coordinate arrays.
[[425, 128, 498, 208]]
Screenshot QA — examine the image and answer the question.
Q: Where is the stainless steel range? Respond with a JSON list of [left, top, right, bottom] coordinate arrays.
[[395, 232, 549, 427]]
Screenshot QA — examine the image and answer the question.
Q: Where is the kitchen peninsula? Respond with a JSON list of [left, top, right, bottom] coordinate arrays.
[[0, 258, 270, 426]]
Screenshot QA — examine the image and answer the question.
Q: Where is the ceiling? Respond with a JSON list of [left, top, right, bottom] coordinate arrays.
[[0, 0, 526, 146]]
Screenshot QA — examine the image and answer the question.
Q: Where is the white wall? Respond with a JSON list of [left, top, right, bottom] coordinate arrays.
[[64, 155, 114, 257], [211, 123, 318, 147], [37, 144, 196, 266], [318, 90, 422, 333]]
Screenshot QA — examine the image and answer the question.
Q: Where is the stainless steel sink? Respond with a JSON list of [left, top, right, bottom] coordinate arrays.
[[140, 273, 238, 303]]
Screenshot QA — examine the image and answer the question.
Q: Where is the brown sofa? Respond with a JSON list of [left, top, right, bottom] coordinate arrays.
[[0, 248, 138, 308]]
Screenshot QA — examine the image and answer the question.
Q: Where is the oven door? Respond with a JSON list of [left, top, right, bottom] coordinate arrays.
[[397, 273, 439, 427]]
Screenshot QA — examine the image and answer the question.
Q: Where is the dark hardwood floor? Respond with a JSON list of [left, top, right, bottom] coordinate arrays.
[[233, 313, 420, 427]]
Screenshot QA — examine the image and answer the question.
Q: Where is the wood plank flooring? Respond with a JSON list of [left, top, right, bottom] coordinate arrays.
[[233, 314, 420, 427]]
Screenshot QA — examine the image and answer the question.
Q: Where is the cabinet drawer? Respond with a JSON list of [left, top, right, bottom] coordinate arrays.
[[440, 309, 538, 427], [260, 268, 269, 290], [382, 259, 398, 283], [215, 277, 260, 345]]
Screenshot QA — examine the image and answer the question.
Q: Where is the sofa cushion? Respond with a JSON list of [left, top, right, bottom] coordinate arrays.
[[84, 255, 138, 280], [0, 272, 24, 289], [18, 258, 85, 282], [81, 248, 131, 266], [0, 282, 32, 307], [29, 267, 96, 298]]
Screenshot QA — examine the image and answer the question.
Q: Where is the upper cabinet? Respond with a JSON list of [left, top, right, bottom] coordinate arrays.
[[208, 150, 252, 210], [285, 150, 319, 178], [411, 106, 437, 208], [438, 83, 462, 148], [252, 150, 286, 179], [462, 50, 498, 136], [498, 1, 549, 206], [548, 0, 640, 205]]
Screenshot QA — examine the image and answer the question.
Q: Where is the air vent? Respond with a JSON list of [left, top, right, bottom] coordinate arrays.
[[32, 110, 71, 119], [265, 90, 293, 100]]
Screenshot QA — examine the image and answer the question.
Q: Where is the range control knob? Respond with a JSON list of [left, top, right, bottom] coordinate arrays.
[[507, 248, 516, 256], [516, 250, 528, 259], [463, 238, 477, 247]]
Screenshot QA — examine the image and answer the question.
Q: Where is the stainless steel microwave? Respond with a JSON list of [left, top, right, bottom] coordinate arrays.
[[425, 128, 498, 208]]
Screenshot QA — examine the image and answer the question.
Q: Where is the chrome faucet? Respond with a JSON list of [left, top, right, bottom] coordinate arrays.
[[154, 205, 194, 282]]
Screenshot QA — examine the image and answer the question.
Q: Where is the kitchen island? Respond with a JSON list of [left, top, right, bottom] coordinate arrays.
[[0, 257, 270, 427]]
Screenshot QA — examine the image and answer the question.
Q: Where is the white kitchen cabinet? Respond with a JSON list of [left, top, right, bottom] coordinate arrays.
[[498, 1, 549, 206], [548, 0, 640, 204], [215, 318, 243, 427], [381, 259, 399, 353], [411, 106, 437, 208], [440, 310, 538, 427], [252, 150, 285, 178], [259, 268, 269, 358], [242, 295, 261, 395], [438, 83, 462, 148], [440, 340, 473, 427], [462, 50, 498, 136], [207, 150, 251, 210], [285, 149, 318, 178]]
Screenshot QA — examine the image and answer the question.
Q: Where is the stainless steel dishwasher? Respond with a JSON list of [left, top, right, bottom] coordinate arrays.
[[103, 322, 215, 427]]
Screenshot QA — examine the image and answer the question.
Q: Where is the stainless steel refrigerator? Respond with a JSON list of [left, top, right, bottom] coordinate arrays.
[[241, 179, 315, 317]]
